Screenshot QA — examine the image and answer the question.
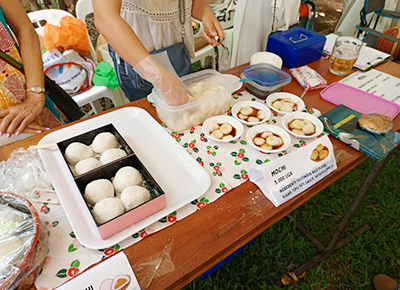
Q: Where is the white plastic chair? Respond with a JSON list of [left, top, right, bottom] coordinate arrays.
[[28, 9, 129, 114], [191, 44, 216, 70]]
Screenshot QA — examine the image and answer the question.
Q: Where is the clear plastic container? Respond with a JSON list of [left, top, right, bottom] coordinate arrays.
[[240, 63, 292, 99], [152, 69, 233, 132]]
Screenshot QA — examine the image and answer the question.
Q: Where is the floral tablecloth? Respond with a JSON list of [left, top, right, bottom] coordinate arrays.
[[34, 90, 322, 289]]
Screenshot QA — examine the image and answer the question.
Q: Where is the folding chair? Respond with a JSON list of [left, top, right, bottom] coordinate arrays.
[[28, 9, 129, 114], [355, 0, 400, 47]]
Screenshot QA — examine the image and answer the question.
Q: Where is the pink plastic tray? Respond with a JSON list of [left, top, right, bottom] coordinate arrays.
[[320, 82, 400, 119]]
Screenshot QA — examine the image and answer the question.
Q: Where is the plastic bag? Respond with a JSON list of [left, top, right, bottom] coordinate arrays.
[[42, 49, 95, 94], [44, 16, 90, 57], [92, 61, 119, 88], [289, 65, 327, 90], [0, 192, 49, 290]]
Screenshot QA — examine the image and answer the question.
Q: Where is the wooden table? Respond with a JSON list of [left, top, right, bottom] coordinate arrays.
[[1, 57, 399, 290]]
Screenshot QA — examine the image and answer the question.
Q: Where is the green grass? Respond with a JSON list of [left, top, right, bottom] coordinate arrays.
[[183, 145, 400, 289]]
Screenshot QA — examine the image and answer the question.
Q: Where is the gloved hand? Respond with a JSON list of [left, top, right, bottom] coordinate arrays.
[[134, 55, 190, 106]]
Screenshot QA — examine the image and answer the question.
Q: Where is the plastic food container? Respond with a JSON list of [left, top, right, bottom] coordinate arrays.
[[152, 69, 233, 132], [266, 26, 326, 68], [0, 192, 48, 290], [240, 63, 292, 99], [57, 124, 166, 240]]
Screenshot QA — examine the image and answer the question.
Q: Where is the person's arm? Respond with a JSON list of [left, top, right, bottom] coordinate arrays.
[[0, 0, 48, 136], [192, 0, 224, 46], [93, 0, 189, 106]]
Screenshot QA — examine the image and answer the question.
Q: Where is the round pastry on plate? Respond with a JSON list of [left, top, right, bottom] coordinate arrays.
[[232, 101, 271, 125], [202, 115, 244, 142], [266, 92, 305, 115], [358, 112, 393, 134]]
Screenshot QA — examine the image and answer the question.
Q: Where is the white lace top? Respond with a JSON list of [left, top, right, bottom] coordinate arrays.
[[121, 0, 195, 58]]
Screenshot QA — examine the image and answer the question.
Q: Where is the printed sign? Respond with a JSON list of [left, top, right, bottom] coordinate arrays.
[[249, 135, 337, 207], [57, 252, 140, 290]]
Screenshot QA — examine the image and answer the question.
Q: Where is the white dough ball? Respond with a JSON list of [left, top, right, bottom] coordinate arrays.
[[65, 142, 94, 165], [254, 137, 266, 146], [120, 185, 151, 211], [100, 148, 127, 165], [222, 134, 234, 140], [208, 122, 220, 132], [211, 129, 223, 139], [84, 179, 115, 206], [260, 144, 273, 150], [256, 110, 266, 120], [92, 132, 120, 154], [272, 101, 283, 110], [113, 166, 143, 193], [220, 123, 232, 134], [261, 131, 273, 139], [92, 198, 124, 224], [247, 116, 260, 123], [266, 136, 282, 146], [302, 123, 316, 134], [292, 128, 306, 135], [280, 105, 293, 112], [291, 119, 306, 129], [75, 157, 101, 175]]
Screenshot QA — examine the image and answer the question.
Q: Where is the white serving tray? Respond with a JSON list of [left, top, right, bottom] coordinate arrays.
[[38, 107, 211, 249]]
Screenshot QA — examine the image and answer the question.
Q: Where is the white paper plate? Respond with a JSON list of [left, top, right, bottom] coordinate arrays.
[[38, 107, 211, 249]]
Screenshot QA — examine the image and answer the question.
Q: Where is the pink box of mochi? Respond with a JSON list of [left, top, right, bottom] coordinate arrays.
[[57, 124, 166, 240]]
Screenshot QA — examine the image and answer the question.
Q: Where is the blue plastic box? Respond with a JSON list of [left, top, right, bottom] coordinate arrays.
[[266, 27, 326, 68]]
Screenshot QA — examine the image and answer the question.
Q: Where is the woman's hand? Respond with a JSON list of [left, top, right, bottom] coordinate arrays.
[[0, 92, 46, 136], [201, 8, 224, 47]]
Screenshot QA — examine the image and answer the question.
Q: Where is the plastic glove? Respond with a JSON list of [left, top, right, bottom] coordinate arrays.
[[134, 55, 189, 106]]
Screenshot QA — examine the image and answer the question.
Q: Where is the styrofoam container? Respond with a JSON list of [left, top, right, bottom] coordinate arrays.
[[152, 69, 233, 132], [250, 52, 283, 68], [232, 101, 271, 125], [266, 92, 305, 115], [281, 112, 324, 139], [240, 63, 292, 99], [202, 115, 244, 142], [247, 124, 291, 153]]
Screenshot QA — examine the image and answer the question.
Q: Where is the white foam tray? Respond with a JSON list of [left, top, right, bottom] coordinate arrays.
[[38, 107, 211, 249]]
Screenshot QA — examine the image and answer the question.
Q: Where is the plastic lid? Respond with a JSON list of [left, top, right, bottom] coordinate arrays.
[[241, 63, 292, 88]]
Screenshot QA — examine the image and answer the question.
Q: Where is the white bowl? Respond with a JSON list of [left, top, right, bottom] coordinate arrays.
[[266, 92, 305, 115], [281, 112, 324, 139], [231, 101, 271, 126], [246, 124, 291, 153], [202, 115, 244, 143], [250, 52, 283, 69]]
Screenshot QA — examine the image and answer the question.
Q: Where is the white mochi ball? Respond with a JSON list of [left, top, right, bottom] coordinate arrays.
[[100, 148, 127, 165], [92, 198, 124, 224], [64, 142, 94, 165], [75, 157, 101, 175], [120, 185, 151, 211], [84, 179, 115, 206], [92, 132, 120, 154], [113, 166, 143, 193]]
